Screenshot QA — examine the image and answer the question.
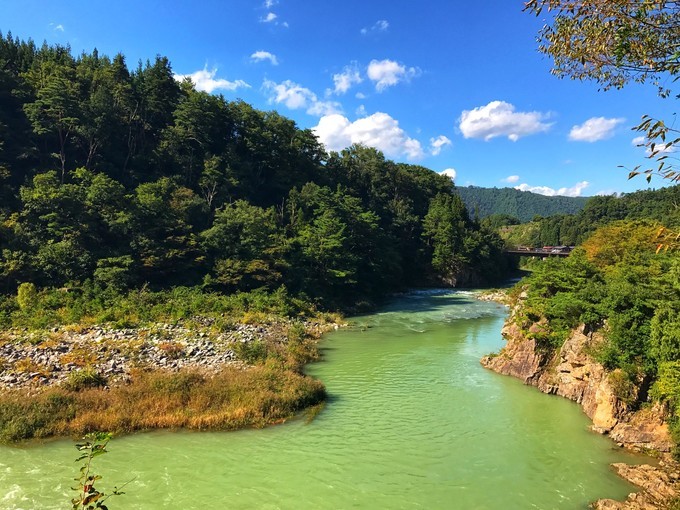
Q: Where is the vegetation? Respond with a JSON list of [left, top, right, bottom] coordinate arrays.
[[500, 185, 680, 248], [0, 35, 510, 313], [455, 186, 589, 222], [510, 220, 680, 453], [72, 432, 127, 509], [0, 321, 327, 442]]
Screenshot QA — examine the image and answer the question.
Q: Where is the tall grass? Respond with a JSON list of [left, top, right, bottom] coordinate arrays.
[[0, 364, 325, 442]]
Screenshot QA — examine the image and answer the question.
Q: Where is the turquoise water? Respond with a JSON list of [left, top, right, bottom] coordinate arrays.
[[0, 290, 642, 509]]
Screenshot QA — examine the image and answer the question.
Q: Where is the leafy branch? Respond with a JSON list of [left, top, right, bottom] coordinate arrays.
[[71, 432, 131, 510]]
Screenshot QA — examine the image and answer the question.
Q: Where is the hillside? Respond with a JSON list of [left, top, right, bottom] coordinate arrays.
[[455, 186, 590, 222]]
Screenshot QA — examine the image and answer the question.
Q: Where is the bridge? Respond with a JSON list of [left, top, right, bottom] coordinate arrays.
[[505, 247, 572, 257]]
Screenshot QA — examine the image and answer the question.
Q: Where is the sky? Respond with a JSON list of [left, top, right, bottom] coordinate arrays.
[[1, 0, 675, 197]]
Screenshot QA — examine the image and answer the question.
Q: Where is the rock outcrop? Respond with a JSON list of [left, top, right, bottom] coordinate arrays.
[[481, 299, 677, 509], [592, 461, 680, 510], [481, 311, 672, 452]]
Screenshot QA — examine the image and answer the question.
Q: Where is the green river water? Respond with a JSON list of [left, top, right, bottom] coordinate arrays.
[[0, 290, 645, 509]]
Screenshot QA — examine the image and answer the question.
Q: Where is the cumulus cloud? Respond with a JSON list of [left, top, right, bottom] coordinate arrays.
[[515, 181, 590, 197], [439, 168, 457, 181], [251, 50, 278, 65], [458, 101, 552, 141], [361, 19, 389, 35], [174, 67, 250, 94], [429, 135, 452, 156], [264, 0, 277, 7], [502, 175, 520, 183], [263, 79, 341, 116], [330, 63, 363, 95], [367, 59, 419, 92], [49, 22, 65, 32], [313, 112, 424, 160], [261, 12, 277, 22], [569, 117, 625, 142]]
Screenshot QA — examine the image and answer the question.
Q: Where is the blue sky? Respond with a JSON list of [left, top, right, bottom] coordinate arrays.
[[1, 0, 674, 196]]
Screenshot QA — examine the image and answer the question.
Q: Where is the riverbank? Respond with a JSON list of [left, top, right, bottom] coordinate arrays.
[[0, 316, 340, 442], [480, 292, 679, 509]]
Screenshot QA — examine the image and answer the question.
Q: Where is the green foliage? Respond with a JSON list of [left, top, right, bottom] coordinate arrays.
[[455, 186, 589, 223], [650, 305, 680, 364], [651, 362, 680, 458], [72, 432, 126, 509], [65, 369, 107, 392], [0, 37, 513, 312], [516, 220, 680, 452], [500, 187, 680, 249], [16, 282, 37, 310], [233, 340, 269, 365]]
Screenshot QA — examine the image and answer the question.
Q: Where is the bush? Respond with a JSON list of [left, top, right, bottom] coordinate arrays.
[[65, 369, 107, 391], [16, 282, 37, 310]]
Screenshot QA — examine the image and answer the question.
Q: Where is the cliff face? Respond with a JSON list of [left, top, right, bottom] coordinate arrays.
[[481, 303, 680, 508], [481, 305, 672, 453]]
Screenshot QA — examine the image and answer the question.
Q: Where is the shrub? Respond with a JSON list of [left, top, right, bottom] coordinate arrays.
[[65, 369, 107, 391], [16, 282, 37, 310]]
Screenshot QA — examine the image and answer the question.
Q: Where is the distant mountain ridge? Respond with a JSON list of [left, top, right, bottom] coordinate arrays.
[[455, 186, 590, 222]]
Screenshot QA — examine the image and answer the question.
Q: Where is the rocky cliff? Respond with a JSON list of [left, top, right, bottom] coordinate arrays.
[[481, 299, 678, 508]]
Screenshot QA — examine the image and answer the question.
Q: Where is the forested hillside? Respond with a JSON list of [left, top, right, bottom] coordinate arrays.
[[0, 34, 511, 316], [455, 186, 590, 222], [502, 185, 680, 248]]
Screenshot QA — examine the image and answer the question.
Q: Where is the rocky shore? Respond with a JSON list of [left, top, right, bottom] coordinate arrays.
[[480, 295, 679, 509], [0, 319, 333, 391]]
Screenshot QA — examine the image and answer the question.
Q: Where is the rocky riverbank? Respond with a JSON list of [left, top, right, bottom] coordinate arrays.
[[480, 295, 679, 509], [0, 318, 336, 391]]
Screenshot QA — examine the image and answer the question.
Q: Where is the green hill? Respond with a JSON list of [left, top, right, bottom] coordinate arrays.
[[455, 186, 590, 222]]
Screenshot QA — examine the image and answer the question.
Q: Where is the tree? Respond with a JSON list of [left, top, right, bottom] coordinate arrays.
[[23, 63, 81, 182], [525, 0, 680, 182]]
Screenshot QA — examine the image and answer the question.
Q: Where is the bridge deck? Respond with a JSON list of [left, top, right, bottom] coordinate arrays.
[[505, 249, 571, 257]]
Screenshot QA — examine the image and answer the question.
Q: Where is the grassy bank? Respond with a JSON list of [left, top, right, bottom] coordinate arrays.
[[0, 363, 325, 442], [0, 285, 340, 442]]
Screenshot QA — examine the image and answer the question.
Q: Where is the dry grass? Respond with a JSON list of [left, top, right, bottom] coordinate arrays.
[[0, 364, 325, 442]]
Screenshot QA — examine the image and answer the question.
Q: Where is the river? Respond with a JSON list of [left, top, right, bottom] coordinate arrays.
[[0, 290, 643, 509]]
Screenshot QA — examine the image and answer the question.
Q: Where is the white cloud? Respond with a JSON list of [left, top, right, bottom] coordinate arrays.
[[174, 67, 250, 94], [261, 12, 277, 22], [458, 101, 552, 141], [569, 117, 625, 142], [313, 112, 424, 160], [331, 63, 363, 95], [429, 135, 452, 156], [356, 105, 367, 116], [632, 135, 677, 155], [367, 59, 419, 92], [49, 23, 64, 32], [263, 79, 342, 116], [264, 0, 277, 7], [355, 92, 367, 99], [502, 175, 520, 183], [361, 19, 389, 35], [515, 181, 590, 197], [251, 50, 278, 65], [596, 189, 618, 196], [439, 168, 457, 181]]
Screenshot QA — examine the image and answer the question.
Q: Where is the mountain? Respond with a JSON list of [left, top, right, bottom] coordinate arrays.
[[455, 186, 590, 222]]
